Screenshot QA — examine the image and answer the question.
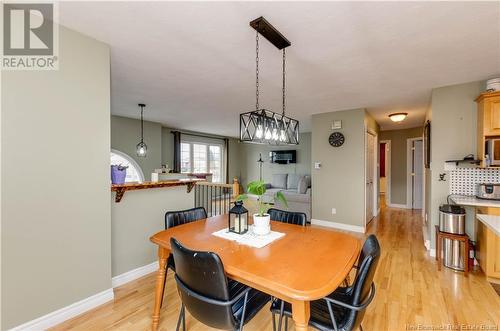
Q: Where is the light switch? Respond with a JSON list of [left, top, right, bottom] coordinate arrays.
[[332, 120, 342, 130], [314, 162, 321, 169]]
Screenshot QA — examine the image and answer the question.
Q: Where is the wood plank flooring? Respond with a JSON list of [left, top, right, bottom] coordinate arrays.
[[51, 204, 500, 330]]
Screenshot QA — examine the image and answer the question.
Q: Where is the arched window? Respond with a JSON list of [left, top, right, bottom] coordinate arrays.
[[110, 149, 144, 183]]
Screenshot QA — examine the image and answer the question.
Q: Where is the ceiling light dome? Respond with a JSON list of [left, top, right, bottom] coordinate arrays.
[[389, 112, 408, 122]]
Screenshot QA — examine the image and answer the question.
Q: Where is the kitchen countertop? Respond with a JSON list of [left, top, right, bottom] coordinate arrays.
[[476, 214, 500, 236], [449, 195, 500, 208]]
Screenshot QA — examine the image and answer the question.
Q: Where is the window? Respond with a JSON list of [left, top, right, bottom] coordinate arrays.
[[110, 149, 144, 183], [180, 143, 191, 173], [180, 141, 224, 182]]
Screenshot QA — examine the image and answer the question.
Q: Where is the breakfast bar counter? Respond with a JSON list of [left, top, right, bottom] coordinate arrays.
[[111, 179, 202, 202]]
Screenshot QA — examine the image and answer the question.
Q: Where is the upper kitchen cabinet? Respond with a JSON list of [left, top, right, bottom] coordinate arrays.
[[476, 91, 500, 166]]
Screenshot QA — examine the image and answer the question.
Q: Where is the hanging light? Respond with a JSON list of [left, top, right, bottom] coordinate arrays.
[[389, 112, 408, 122], [239, 17, 299, 145], [136, 103, 147, 157]]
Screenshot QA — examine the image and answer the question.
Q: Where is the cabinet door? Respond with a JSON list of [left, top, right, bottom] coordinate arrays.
[[476, 219, 488, 272], [484, 96, 500, 135], [488, 228, 500, 278], [490, 99, 500, 130]]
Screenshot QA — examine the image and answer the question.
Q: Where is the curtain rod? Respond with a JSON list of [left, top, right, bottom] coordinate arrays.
[[171, 130, 229, 141]]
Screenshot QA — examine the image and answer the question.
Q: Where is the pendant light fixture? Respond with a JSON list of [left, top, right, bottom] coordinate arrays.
[[240, 17, 299, 145], [136, 103, 147, 157]]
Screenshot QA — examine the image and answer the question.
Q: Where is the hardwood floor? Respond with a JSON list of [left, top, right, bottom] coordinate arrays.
[[51, 204, 500, 331]]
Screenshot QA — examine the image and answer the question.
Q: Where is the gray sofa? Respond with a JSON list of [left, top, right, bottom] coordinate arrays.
[[263, 174, 311, 221]]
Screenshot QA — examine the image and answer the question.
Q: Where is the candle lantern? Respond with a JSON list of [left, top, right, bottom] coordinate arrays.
[[228, 201, 248, 234]]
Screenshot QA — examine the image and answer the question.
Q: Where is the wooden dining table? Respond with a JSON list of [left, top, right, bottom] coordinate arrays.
[[150, 215, 361, 331]]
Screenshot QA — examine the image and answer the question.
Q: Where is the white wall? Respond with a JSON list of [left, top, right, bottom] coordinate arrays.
[[1, 26, 111, 329]]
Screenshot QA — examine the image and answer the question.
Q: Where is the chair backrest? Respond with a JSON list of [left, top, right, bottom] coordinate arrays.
[[268, 208, 307, 226], [165, 207, 207, 229], [345, 234, 381, 330], [170, 238, 237, 330]]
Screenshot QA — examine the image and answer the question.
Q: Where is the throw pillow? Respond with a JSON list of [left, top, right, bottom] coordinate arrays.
[[287, 174, 302, 190], [297, 176, 308, 194], [271, 174, 288, 189]]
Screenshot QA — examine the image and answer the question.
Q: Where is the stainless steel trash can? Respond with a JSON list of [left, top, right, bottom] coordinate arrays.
[[439, 204, 466, 271]]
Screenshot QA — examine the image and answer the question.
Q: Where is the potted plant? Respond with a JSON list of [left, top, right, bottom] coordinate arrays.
[[111, 164, 128, 184], [236, 180, 287, 235]]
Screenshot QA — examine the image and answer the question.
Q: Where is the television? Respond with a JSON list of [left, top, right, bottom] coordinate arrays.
[[270, 150, 297, 164]]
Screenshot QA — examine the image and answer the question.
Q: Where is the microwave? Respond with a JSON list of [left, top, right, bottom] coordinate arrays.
[[486, 139, 500, 165]]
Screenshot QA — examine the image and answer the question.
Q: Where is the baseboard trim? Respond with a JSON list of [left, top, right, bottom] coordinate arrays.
[[9, 288, 114, 331], [387, 203, 410, 209], [311, 219, 365, 233], [112, 261, 159, 288]]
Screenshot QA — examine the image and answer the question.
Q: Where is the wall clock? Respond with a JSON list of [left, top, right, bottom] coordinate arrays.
[[329, 132, 345, 147]]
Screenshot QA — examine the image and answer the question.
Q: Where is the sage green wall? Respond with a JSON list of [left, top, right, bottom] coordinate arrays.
[[238, 133, 311, 187], [1, 26, 111, 329], [111, 115, 162, 181], [428, 81, 483, 249], [112, 188, 193, 276], [379, 127, 423, 206], [311, 109, 366, 227]]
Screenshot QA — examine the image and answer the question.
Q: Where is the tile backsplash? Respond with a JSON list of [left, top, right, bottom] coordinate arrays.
[[449, 168, 500, 195]]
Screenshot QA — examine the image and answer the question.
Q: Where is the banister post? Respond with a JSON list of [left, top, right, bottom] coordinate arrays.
[[232, 177, 240, 198]]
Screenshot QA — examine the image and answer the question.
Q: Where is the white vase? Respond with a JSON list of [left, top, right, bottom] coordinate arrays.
[[253, 213, 271, 235]]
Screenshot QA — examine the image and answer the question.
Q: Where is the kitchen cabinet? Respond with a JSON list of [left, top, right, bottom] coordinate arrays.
[[475, 207, 500, 283], [476, 91, 500, 166]]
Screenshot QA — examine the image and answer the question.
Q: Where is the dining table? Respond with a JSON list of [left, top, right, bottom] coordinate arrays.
[[150, 214, 361, 331]]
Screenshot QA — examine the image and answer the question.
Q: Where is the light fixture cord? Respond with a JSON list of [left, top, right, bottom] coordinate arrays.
[[256, 29, 259, 111], [282, 48, 286, 116], [140, 105, 144, 142]]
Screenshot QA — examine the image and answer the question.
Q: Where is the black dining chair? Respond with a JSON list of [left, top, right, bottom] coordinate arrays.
[[271, 234, 381, 331], [161, 207, 207, 307], [170, 237, 271, 331], [268, 208, 307, 226]]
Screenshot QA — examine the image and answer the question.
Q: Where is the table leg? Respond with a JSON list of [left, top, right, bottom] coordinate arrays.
[[291, 300, 310, 331], [152, 247, 169, 331]]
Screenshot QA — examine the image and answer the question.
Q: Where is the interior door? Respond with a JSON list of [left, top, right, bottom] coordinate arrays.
[[412, 140, 423, 209], [366, 132, 375, 224]]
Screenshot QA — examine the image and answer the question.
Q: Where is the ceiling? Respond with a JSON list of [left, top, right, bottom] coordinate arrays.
[[59, 1, 500, 135]]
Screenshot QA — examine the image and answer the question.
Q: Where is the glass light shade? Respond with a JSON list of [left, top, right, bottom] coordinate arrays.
[[279, 129, 286, 142], [264, 127, 272, 140], [272, 128, 279, 141], [229, 201, 248, 234], [389, 113, 408, 122], [255, 124, 263, 138], [136, 141, 147, 157]]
